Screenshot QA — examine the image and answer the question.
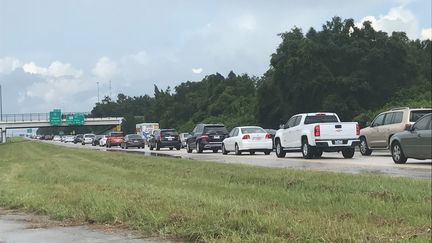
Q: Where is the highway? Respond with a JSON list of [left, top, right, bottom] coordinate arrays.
[[45, 140, 431, 180]]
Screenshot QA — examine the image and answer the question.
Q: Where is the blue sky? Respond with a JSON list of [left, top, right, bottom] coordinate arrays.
[[0, 0, 431, 113]]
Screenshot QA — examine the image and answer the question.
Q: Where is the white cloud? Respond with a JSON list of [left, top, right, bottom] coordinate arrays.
[[192, 68, 203, 74], [22, 61, 82, 78], [237, 14, 256, 31], [0, 57, 22, 74], [357, 5, 421, 39], [92, 56, 119, 80], [420, 28, 432, 40]]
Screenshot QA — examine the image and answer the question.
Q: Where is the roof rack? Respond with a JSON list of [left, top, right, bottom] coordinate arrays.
[[390, 107, 409, 111]]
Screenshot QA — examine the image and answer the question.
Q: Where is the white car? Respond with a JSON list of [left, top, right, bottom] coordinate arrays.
[[222, 126, 273, 155], [99, 136, 108, 147], [64, 135, 75, 143], [82, 134, 96, 145], [53, 135, 62, 142]]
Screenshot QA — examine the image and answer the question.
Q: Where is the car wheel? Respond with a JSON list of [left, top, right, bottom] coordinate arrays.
[[301, 138, 314, 159], [275, 140, 286, 158], [235, 144, 241, 155], [176, 146, 181, 150], [125, 144, 128, 149], [156, 142, 160, 151], [264, 150, 271, 155], [186, 143, 192, 153], [169, 147, 173, 150], [149, 144, 154, 150], [222, 144, 228, 155], [391, 142, 407, 164], [250, 151, 255, 155], [359, 137, 372, 156], [314, 150, 323, 158], [342, 148, 355, 159], [212, 149, 218, 153], [196, 142, 203, 153]]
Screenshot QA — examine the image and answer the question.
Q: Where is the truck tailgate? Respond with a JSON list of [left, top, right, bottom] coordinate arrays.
[[318, 122, 358, 140]]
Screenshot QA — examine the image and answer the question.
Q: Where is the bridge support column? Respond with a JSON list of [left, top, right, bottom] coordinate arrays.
[[0, 128, 5, 144]]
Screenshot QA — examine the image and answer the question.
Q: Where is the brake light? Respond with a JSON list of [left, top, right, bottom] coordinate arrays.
[[356, 123, 360, 136], [242, 134, 250, 140], [265, 133, 272, 139], [314, 125, 320, 137], [201, 134, 209, 140], [405, 124, 412, 130]]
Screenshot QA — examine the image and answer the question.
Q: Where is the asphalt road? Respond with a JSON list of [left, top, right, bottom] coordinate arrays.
[[45, 140, 432, 180]]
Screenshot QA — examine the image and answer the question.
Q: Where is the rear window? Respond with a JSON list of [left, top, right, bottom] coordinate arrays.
[[204, 126, 228, 134], [241, 127, 266, 134], [161, 130, 178, 136], [128, 134, 142, 139], [410, 110, 432, 122], [84, 134, 95, 138], [304, 115, 339, 124]]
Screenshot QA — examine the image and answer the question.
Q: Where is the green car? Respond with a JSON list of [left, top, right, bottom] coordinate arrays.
[[390, 113, 432, 164]]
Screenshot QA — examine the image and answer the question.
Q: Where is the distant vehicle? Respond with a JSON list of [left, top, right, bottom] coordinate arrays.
[[389, 113, 432, 164], [136, 123, 159, 143], [359, 107, 431, 156], [92, 135, 105, 146], [264, 129, 277, 149], [222, 126, 273, 155], [275, 113, 360, 159], [106, 132, 124, 148], [179, 133, 191, 148], [82, 134, 96, 145], [53, 135, 61, 142], [121, 134, 145, 149], [63, 135, 75, 143], [73, 134, 84, 144], [148, 129, 181, 150], [44, 135, 54, 140], [98, 135, 108, 147], [186, 124, 228, 153]]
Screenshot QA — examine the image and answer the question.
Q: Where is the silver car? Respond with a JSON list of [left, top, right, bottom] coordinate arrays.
[[389, 113, 431, 164]]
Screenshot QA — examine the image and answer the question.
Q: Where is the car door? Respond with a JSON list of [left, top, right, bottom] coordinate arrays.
[[224, 128, 236, 151], [368, 113, 386, 148], [282, 116, 296, 147], [189, 125, 201, 149], [289, 116, 303, 148], [403, 115, 432, 158]]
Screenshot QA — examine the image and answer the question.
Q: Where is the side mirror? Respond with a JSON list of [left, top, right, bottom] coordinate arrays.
[[279, 124, 285, 129]]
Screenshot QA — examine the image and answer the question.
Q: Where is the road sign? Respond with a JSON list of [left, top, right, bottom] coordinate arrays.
[[66, 113, 85, 125], [49, 109, 62, 126], [26, 128, 32, 133]]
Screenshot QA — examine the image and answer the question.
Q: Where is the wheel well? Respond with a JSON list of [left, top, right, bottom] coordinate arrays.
[[388, 134, 394, 144], [301, 135, 308, 143]]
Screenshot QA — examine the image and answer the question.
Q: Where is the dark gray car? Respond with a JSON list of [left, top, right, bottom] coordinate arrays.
[[390, 113, 431, 164]]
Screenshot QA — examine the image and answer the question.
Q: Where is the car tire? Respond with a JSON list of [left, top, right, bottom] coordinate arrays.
[[264, 150, 271, 155], [275, 140, 286, 158], [186, 143, 192, 153], [169, 147, 173, 150], [149, 145, 154, 150], [342, 148, 355, 158], [301, 139, 314, 159], [222, 144, 228, 155], [125, 144, 128, 149], [212, 149, 218, 153], [156, 142, 160, 151], [176, 146, 181, 150], [314, 150, 323, 158], [359, 137, 372, 156], [250, 151, 255, 155], [196, 142, 203, 153], [235, 144, 241, 155], [391, 142, 407, 164]]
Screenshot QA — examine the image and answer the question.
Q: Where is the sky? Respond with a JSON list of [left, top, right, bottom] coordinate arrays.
[[0, 0, 431, 114]]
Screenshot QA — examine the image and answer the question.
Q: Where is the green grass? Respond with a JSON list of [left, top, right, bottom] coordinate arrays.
[[0, 139, 431, 242]]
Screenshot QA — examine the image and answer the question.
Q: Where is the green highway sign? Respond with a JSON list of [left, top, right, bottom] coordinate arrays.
[[27, 128, 32, 133], [66, 113, 85, 125], [49, 109, 62, 126]]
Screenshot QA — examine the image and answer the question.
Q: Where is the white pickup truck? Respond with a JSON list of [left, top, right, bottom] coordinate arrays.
[[274, 112, 360, 159]]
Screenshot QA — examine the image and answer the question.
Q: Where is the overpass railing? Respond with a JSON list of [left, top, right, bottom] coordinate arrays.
[[0, 112, 96, 122]]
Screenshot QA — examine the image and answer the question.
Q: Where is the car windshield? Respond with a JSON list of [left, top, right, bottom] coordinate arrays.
[[85, 134, 95, 138], [128, 135, 142, 139], [241, 127, 266, 134], [304, 115, 339, 124], [161, 130, 178, 136], [204, 126, 228, 134], [410, 110, 432, 122]]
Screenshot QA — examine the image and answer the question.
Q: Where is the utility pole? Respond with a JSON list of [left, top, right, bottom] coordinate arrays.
[[0, 84, 3, 121], [96, 82, 100, 103]]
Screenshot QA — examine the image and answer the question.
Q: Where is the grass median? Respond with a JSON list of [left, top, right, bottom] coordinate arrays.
[[0, 139, 431, 242]]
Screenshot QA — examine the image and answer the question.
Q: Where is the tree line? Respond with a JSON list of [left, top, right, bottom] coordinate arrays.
[[39, 17, 431, 135]]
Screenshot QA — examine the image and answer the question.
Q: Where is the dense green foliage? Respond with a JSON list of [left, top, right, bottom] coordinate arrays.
[[90, 17, 431, 133]]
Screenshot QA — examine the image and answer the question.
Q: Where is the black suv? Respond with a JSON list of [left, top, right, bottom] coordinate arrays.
[[186, 124, 228, 153], [73, 134, 84, 144], [148, 129, 181, 150]]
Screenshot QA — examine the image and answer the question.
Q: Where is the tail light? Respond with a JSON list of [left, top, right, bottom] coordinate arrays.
[[356, 123, 360, 136], [242, 134, 250, 140], [265, 134, 272, 139], [201, 134, 209, 140], [314, 125, 320, 137]]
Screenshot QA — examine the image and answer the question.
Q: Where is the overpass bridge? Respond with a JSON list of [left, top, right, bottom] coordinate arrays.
[[0, 112, 123, 143]]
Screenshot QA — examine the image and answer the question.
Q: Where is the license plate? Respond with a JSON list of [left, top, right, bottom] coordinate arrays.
[[252, 137, 261, 141], [214, 135, 220, 139], [335, 140, 343, 145], [167, 138, 172, 141]]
